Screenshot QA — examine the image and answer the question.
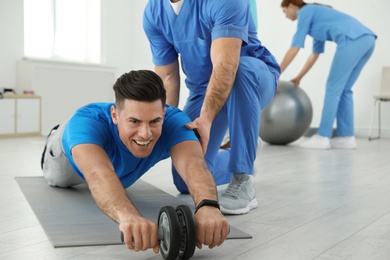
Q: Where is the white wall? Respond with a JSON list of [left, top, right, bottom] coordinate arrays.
[[16, 60, 116, 134], [101, 0, 153, 74], [0, 0, 389, 137], [0, 0, 24, 90], [100, 0, 189, 109], [257, 0, 390, 137]]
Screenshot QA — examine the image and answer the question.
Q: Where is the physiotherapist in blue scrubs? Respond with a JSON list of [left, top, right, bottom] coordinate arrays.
[[279, 0, 376, 150], [143, 0, 280, 215]]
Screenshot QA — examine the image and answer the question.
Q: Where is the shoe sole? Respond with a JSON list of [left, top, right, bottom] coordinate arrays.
[[220, 198, 258, 215], [331, 145, 357, 149], [299, 145, 331, 150], [330, 142, 357, 149]]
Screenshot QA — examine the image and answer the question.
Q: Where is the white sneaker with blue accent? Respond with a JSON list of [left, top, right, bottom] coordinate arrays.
[[219, 174, 257, 215]]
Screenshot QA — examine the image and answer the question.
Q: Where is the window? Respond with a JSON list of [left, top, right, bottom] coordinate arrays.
[[24, 0, 101, 64]]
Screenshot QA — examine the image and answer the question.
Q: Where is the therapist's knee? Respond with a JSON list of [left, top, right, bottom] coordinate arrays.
[[171, 167, 190, 194], [174, 182, 189, 194]]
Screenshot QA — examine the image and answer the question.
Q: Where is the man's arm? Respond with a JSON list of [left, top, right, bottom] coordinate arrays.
[[156, 60, 181, 107], [186, 37, 242, 153], [170, 140, 229, 249], [71, 144, 159, 253]]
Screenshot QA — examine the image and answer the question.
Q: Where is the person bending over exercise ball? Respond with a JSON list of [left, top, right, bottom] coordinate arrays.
[[41, 70, 229, 253], [143, 0, 280, 215], [279, 0, 376, 149]]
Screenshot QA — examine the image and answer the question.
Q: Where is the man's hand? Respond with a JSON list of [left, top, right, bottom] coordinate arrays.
[[185, 117, 212, 154], [120, 215, 160, 253], [194, 207, 229, 249]]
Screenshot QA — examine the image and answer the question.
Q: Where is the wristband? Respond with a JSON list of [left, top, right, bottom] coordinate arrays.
[[195, 199, 220, 214]]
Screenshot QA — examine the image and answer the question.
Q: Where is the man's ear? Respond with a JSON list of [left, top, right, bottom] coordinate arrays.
[[111, 105, 118, 124]]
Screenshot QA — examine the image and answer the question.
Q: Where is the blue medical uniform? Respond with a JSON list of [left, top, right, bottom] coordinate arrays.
[[62, 102, 198, 189], [144, 0, 280, 192], [292, 4, 376, 137]]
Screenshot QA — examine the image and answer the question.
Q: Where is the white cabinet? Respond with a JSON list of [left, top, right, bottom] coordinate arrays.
[[0, 99, 15, 134], [0, 94, 41, 137]]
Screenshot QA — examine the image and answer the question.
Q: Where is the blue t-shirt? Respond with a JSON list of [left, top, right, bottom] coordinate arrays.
[[62, 102, 198, 188], [292, 4, 377, 53], [143, 0, 279, 94]]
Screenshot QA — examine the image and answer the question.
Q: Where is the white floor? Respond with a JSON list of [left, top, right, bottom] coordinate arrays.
[[0, 135, 390, 259]]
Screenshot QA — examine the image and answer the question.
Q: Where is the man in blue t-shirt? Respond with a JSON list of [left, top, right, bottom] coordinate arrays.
[[41, 70, 229, 253]]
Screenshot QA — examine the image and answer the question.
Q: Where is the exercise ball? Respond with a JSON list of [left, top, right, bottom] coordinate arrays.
[[260, 81, 313, 145]]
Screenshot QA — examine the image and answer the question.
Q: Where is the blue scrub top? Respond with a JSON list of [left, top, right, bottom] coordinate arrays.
[[292, 4, 377, 53], [62, 102, 198, 188], [143, 0, 279, 94]]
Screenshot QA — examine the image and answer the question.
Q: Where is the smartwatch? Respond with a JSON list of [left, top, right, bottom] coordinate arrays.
[[195, 199, 220, 214]]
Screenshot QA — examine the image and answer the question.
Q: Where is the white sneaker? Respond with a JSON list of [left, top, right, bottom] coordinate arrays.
[[219, 174, 257, 215], [331, 136, 357, 149], [299, 134, 331, 150]]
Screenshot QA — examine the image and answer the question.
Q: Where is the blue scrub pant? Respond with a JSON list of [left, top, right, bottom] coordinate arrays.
[[172, 56, 279, 193], [318, 35, 376, 137]]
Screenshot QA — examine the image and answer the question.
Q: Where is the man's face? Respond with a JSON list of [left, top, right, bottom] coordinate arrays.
[[111, 99, 166, 158]]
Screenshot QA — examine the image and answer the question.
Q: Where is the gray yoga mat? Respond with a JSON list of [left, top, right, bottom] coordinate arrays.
[[16, 176, 251, 248]]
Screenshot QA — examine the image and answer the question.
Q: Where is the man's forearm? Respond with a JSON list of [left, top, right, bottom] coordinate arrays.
[[200, 65, 236, 122], [201, 38, 241, 122], [170, 142, 218, 205], [72, 144, 139, 223], [156, 62, 180, 107], [86, 168, 140, 223], [185, 156, 219, 206]]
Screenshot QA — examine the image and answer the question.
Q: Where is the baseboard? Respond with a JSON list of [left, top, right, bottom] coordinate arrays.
[[304, 127, 390, 139], [355, 127, 390, 139]]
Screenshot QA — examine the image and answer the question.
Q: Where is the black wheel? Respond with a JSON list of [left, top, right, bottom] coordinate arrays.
[[176, 205, 196, 260], [158, 206, 180, 260]]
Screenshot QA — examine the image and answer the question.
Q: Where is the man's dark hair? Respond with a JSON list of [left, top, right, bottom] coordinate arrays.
[[113, 70, 166, 110]]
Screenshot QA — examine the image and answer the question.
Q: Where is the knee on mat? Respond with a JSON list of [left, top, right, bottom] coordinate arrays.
[[174, 181, 190, 194]]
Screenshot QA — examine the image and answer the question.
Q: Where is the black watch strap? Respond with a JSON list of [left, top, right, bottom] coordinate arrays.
[[195, 199, 220, 214]]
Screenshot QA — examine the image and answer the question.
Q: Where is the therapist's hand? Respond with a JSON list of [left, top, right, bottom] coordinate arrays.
[[185, 117, 212, 154]]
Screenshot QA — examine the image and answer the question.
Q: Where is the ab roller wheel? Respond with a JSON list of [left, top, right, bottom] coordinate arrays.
[[176, 205, 196, 259], [158, 205, 196, 260], [121, 204, 196, 260], [158, 206, 180, 260]]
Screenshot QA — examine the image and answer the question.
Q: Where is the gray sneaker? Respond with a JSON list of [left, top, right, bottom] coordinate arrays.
[[219, 174, 257, 215]]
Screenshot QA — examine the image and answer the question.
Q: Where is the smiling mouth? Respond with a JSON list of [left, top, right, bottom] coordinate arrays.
[[134, 140, 151, 146]]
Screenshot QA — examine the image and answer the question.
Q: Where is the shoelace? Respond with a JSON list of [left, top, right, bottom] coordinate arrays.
[[224, 177, 245, 198]]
